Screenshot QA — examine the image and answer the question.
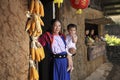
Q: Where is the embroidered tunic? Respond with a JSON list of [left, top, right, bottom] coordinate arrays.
[[38, 32, 70, 80], [52, 35, 66, 54]]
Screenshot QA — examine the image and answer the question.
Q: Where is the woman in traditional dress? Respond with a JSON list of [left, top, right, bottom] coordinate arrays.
[[38, 19, 75, 80]]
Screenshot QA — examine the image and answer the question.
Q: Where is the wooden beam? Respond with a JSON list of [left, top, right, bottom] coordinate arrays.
[[104, 7, 120, 10], [102, 0, 120, 6], [85, 18, 114, 24], [104, 5, 120, 9], [105, 12, 120, 16], [103, 2, 120, 6], [104, 9, 120, 16], [105, 9, 120, 13], [104, 4, 120, 10], [102, 0, 120, 4]]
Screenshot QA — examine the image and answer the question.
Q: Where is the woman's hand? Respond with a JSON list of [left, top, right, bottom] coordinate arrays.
[[67, 54, 74, 72]]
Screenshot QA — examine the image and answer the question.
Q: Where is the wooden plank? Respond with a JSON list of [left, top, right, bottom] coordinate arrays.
[[103, 0, 120, 3], [104, 5, 120, 9], [85, 18, 114, 24], [103, 2, 120, 6], [105, 12, 120, 16], [104, 7, 120, 11]]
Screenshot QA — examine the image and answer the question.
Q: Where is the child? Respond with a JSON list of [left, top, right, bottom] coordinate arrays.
[[66, 24, 78, 56]]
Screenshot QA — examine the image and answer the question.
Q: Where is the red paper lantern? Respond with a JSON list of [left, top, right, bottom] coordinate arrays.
[[70, 0, 90, 9]]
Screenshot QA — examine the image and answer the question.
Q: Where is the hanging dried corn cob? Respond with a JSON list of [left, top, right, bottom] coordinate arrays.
[[29, 60, 39, 80], [29, 0, 44, 17], [25, 14, 44, 37], [39, 1, 44, 17], [25, 0, 45, 80], [30, 36, 45, 62], [29, 0, 35, 14]]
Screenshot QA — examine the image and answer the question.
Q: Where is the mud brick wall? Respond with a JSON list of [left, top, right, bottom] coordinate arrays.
[[0, 0, 29, 80]]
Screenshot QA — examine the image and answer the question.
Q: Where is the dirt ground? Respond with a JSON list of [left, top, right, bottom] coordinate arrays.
[[106, 64, 120, 80], [84, 62, 120, 80]]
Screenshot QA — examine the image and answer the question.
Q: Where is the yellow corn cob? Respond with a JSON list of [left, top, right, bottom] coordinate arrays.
[[36, 31, 42, 37], [32, 30, 37, 37], [37, 48, 42, 61], [30, 0, 35, 13], [25, 19, 32, 31], [33, 67, 39, 80], [34, 0, 39, 14], [32, 8, 36, 14], [30, 67, 39, 80], [30, 67, 34, 80], [31, 20, 36, 32], [37, 47, 45, 60], [40, 47, 45, 60], [28, 27, 33, 36], [33, 14, 42, 33], [36, 20, 42, 33], [38, 17, 44, 26], [35, 48, 41, 61], [39, 1, 44, 17], [31, 48, 35, 60]]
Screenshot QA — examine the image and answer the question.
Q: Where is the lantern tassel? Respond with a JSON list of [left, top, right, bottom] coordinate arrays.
[[58, 3, 60, 8], [76, 9, 82, 14], [53, 0, 63, 8]]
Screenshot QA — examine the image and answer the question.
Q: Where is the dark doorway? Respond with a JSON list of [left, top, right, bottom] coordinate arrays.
[[41, 0, 53, 33], [38, 1, 53, 80]]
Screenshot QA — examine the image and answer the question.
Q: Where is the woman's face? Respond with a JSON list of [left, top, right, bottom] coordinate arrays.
[[52, 21, 61, 34]]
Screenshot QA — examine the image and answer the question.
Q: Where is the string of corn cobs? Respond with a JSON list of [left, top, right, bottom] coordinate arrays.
[[25, 0, 45, 80]]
